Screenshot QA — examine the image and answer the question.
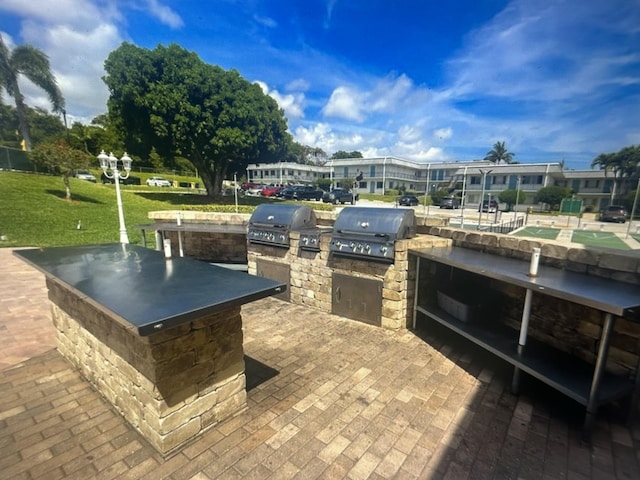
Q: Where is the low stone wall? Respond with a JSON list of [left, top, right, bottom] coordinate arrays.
[[420, 224, 640, 285], [47, 277, 246, 456], [148, 211, 250, 263]]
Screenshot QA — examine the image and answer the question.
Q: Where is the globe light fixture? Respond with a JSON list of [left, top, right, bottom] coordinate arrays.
[[98, 150, 132, 244]]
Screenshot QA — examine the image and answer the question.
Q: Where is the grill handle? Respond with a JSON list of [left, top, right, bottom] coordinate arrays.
[[251, 222, 288, 229], [335, 230, 390, 239]]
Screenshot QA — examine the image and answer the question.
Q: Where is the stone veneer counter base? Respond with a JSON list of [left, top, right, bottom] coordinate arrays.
[[15, 244, 286, 455]]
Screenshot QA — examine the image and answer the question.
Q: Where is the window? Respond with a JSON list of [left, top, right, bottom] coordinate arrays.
[[370, 165, 376, 177], [377, 181, 383, 189], [470, 176, 480, 185]]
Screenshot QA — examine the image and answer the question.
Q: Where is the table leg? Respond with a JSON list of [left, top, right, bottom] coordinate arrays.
[[154, 230, 163, 251], [512, 288, 534, 394], [582, 312, 616, 442]]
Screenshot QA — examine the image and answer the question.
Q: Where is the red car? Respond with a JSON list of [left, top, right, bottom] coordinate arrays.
[[260, 185, 283, 197]]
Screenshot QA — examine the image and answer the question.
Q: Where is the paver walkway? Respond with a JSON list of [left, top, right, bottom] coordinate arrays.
[[1, 248, 639, 479]]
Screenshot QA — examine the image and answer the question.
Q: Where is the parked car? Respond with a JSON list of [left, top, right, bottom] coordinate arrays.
[[146, 176, 172, 187], [600, 205, 628, 223], [439, 197, 460, 209], [74, 170, 96, 182], [398, 194, 419, 206], [260, 185, 284, 197], [101, 172, 141, 185], [322, 188, 359, 204], [478, 200, 498, 213], [244, 184, 265, 195], [283, 185, 324, 201]]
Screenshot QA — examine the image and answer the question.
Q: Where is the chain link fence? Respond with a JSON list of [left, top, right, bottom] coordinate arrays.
[[0, 146, 35, 172]]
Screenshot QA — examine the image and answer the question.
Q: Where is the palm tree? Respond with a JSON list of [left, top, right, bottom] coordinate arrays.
[[591, 146, 640, 202], [0, 35, 65, 151], [484, 141, 515, 164]]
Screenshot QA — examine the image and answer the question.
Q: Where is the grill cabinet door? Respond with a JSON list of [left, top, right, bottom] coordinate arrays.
[[331, 273, 382, 326], [256, 259, 290, 301]]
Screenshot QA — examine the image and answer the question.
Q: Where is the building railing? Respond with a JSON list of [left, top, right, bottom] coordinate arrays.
[[478, 216, 525, 234]]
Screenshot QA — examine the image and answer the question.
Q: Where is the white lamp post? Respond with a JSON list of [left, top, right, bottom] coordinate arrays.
[[98, 150, 132, 244], [477, 168, 492, 229], [625, 177, 640, 239]]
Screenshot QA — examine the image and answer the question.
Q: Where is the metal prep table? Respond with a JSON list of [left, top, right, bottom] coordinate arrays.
[[410, 246, 640, 441]]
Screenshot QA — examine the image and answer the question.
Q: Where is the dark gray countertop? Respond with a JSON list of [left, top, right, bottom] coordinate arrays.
[[15, 244, 286, 335], [410, 247, 640, 317]]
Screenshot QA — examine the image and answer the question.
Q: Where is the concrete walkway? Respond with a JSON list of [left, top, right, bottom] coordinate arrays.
[[1, 248, 639, 479]]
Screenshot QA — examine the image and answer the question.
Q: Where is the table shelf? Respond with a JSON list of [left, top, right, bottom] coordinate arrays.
[[415, 304, 633, 406]]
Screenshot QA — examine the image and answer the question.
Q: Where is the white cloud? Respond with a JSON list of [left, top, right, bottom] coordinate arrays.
[[433, 127, 453, 141], [253, 15, 277, 29], [144, 0, 184, 29], [322, 86, 364, 121], [256, 81, 305, 119]]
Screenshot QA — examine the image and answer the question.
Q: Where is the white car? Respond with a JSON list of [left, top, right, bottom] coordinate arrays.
[[146, 176, 172, 187], [74, 170, 96, 182]]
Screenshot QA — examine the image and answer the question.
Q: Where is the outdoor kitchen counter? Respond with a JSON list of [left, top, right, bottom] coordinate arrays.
[[15, 243, 286, 455], [410, 246, 640, 442]]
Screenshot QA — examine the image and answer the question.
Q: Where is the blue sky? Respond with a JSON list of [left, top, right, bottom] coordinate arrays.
[[1, 0, 639, 170]]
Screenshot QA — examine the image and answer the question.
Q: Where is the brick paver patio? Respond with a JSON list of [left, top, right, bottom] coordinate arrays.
[[1, 248, 638, 479]]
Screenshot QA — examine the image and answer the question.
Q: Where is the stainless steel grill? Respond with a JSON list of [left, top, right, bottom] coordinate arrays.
[[330, 207, 416, 262], [247, 204, 317, 248]]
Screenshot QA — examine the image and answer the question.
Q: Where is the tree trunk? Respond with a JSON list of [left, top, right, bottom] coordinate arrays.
[[13, 90, 32, 151], [63, 175, 71, 200]]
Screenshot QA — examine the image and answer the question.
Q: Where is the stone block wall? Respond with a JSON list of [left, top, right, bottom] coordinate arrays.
[[47, 277, 247, 456], [148, 211, 250, 263], [248, 232, 451, 329]]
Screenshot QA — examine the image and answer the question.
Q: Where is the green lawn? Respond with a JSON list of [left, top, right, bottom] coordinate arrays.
[[512, 226, 560, 240], [0, 171, 263, 247], [571, 230, 631, 250]]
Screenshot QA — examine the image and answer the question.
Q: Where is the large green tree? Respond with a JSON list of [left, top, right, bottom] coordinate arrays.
[[0, 36, 65, 151], [484, 141, 514, 164], [330, 150, 363, 159], [103, 42, 291, 196], [533, 186, 572, 210], [498, 188, 525, 211], [591, 145, 640, 201]]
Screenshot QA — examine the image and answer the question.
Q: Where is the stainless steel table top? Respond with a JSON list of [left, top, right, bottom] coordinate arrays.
[[16, 244, 286, 335], [410, 247, 640, 317]]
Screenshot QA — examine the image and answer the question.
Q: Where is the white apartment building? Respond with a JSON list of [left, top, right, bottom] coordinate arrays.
[[246, 157, 620, 210]]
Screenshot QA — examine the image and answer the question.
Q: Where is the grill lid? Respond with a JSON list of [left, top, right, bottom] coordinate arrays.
[[248, 204, 317, 247], [332, 207, 416, 239], [330, 207, 416, 262], [249, 204, 317, 230]]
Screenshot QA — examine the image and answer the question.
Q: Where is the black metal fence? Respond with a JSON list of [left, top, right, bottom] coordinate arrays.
[[478, 216, 525, 234], [0, 146, 34, 172]]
